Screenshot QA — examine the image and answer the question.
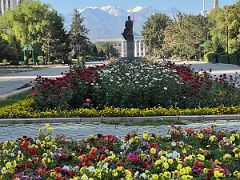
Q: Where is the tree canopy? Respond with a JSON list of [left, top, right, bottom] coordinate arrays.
[[141, 13, 172, 57]]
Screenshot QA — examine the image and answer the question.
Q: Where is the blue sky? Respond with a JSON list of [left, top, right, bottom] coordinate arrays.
[[41, 0, 237, 15]]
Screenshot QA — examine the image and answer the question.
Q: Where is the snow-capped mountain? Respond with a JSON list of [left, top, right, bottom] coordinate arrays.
[[64, 5, 178, 40]]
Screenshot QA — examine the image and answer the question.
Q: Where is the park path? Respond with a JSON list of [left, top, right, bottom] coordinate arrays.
[[0, 65, 70, 97], [0, 61, 106, 98], [174, 60, 240, 77]]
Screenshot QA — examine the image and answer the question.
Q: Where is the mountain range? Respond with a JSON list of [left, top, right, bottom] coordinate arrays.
[[64, 5, 179, 40]]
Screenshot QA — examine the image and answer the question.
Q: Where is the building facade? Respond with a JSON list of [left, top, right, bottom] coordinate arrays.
[[93, 35, 147, 58], [0, 0, 23, 15], [121, 35, 147, 57]]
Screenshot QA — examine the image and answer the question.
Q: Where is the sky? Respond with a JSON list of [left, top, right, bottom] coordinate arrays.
[[40, 0, 237, 15]]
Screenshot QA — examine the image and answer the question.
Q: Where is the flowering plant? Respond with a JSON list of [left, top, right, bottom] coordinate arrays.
[[1, 124, 240, 179]]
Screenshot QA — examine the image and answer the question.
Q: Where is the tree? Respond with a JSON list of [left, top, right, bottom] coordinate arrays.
[[0, 1, 50, 48], [40, 10, 70, 64], [69, 9, 89, 59], [0, 36, 20, 64], [163, 13, 209, 60], [209, 1, 240, 54], [141, 13, 172, 57]]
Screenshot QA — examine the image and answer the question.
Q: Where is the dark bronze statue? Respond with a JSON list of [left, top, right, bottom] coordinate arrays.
[[122, 16, 134, 42]]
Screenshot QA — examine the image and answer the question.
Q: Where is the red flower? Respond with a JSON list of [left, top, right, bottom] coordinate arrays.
[[85, 99, 92, 105], [81, 72, 88, 80], [22, 142, 29, 148], [100, 154, 106, 160], [55, 167, 61, 172], [69, 172, 75, 178], [26, 163, 32, 168], [28, 148, 36, 155]]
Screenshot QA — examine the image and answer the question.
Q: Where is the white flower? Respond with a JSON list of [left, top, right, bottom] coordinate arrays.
[[62, 165, 70, 171], [87, 166, 95, 172], [140, 173, 147, 179], [134, 171, 139, 178], [164, 87, 168, 90]]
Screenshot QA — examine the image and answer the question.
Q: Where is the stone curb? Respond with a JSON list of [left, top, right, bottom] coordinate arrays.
[[1, 114, 240, 124], [0, 86, 32, 101]]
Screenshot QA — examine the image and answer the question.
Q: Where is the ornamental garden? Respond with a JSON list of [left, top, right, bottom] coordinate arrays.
[[1, 59, 240, 179], [1, 0, 240, 179]]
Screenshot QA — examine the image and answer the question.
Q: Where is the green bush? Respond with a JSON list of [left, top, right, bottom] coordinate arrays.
[[229, 54, 239, 65], [204, 52, 218, 62], [218, 54, 229, 64]]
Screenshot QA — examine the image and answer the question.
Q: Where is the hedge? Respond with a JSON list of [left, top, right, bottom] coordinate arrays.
[[205, 52, 240, 66]]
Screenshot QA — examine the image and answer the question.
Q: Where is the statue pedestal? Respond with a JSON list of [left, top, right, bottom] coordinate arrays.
[[127, 41, 134, 58]]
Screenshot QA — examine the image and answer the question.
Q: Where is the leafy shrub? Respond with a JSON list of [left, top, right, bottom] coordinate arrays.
[[93, 58, 184, 108], [32, 65, 103, 109], [32, 59, 240, 110]]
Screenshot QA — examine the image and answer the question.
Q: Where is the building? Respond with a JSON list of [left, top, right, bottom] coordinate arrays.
[[213, 0, 219, 8], [93, 34, 147, 58], [0, 0, 23, 15]]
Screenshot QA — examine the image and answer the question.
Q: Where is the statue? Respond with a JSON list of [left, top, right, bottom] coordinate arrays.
[[122, 16, 134, 42], [122, 16, 134, 58]]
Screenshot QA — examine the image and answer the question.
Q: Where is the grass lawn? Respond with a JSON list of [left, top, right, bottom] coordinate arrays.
[[0, 89, 32, 108]]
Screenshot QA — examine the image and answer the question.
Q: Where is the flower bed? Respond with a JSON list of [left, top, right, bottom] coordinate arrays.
[[1, 124, 240, 179], [1, 98, 240, 118], [32, 59, 240, 110]]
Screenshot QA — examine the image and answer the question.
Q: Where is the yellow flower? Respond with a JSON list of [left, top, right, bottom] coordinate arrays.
[[163, 171, 171, 178], [214, 170, 224, 178], [5, 162, 12, 169], [1, 167, 6, 174], [152, 174, 159, 180], [112, 169, 118, 177], [168, 159, 174, 164], [45, 123, 50, 129], [45, 135, 50, 141], [235, 153, 239, 158], [143, 131, 148, 140], [198, 133, 204, 139], [163, 162, 169, 169], [150, 148, 156, 155], [116, 166, 123, 171], [177, 164, 182, 170], [197, 154, 205, 161], [180, 168, 186, 175], [230, 135, 235, 141], [125, 170, 132, 177], [203, 168, 208, 174], [155, 160, 162, 166], [223, 154, 232, 161], [81, 174, 88, 180], [209, 135, 216, 142], [50, 171, 56, 177], [47, 127, 53, 133], [185, 166, 192, 174]]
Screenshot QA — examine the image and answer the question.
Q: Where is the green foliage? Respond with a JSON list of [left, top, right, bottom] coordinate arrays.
[[69, 9, 89, 58], [142, 13, 172, 56], [0, 36, 20, 64], [94, 59, 184, 109], [163, 13, 209, 60], [0, 90, 32, 108], [96, 42, 119, 59], [40, 10, 70, 64], [209, 1, 240, 54], [0, 1, 50, 47]]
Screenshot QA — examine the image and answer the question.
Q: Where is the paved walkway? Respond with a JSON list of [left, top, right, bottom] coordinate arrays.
[[0, 65, 70, 97], [174, 61, 240, 77], [0, 121, 240, 141]]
